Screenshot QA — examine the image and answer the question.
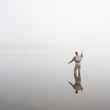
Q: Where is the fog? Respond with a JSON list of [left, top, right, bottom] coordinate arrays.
[[0, 0, 110, 110]]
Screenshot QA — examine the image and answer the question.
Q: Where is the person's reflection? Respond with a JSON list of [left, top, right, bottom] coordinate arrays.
[[68, 75, 83, 94], [68, 51, 83, 94]]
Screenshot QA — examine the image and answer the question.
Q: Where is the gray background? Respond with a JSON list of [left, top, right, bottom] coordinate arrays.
[[0, 0, 110, 110]]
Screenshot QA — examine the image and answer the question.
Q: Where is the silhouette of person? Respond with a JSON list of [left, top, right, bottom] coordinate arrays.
[[68, 51, 83, 93]]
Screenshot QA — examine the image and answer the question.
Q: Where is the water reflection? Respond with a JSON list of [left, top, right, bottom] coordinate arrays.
[[68, 75, 83, 94]]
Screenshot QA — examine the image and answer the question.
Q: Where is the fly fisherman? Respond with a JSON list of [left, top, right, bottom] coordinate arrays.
[[68, 51, 83, 93]]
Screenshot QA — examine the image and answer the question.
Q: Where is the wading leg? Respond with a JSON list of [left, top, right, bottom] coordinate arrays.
[[78, 66, 81, 82], [74, 66, 77, 81]]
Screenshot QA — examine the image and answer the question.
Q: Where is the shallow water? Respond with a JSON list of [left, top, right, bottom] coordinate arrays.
[[0, 35, 110, 110]]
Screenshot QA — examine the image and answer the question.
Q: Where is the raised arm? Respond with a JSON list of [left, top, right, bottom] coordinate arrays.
[[81, 52, 83, 58], [68, 57, 75, 64]]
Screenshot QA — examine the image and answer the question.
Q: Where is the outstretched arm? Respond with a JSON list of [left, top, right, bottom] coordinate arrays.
[[68, 57, 75, 64]]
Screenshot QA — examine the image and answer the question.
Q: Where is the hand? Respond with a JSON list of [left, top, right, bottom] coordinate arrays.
[[68, 62, 70, 64], [68, 61, 71, 64]]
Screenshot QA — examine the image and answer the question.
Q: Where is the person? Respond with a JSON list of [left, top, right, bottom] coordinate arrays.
[[68, 51, 83, 93]]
